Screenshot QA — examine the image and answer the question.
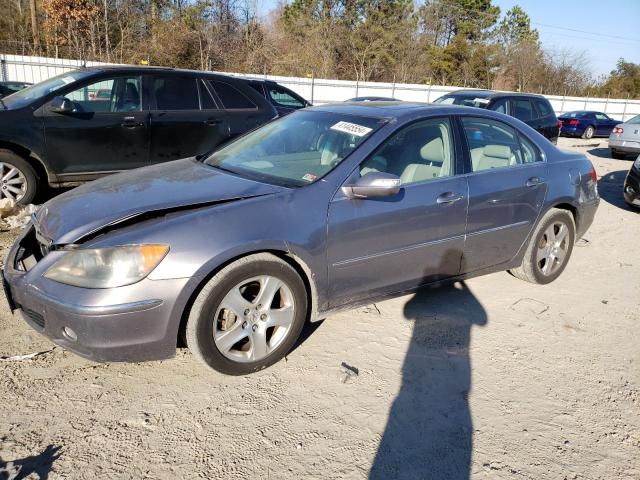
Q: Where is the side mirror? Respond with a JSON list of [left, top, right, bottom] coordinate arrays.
[[342, 172, 401, 199], [50, 96, 74, 114]]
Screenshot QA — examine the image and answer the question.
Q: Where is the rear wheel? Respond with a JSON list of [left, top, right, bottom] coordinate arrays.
[[582, 126, 594, 139], [510, 208, 575, 285], [0, 149, 38, 205], [186, 253, 308, 375], [611, 149, 626, 159]]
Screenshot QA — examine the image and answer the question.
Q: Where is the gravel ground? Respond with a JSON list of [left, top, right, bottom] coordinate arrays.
[[0, 137, 638, 480]]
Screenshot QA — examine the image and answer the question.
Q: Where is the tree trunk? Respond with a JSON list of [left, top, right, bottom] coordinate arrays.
[[30, 0, 40, 48]]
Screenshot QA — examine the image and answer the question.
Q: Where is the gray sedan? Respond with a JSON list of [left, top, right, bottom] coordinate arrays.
[[3, 103, 600, 374], [609, 114, 640, 159]]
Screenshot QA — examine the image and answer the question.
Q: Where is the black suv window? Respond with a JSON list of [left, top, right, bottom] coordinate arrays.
[[198, 80, 218, 110], [64, 76, 141, 113], [534, 99, 553, 117], [267, 85, 305, 108], [511, 99, 534, 121], [153, 76, 199, 110], [209, 81, 257, 109]]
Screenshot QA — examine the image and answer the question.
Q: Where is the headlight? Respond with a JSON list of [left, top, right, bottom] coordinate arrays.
[[44, 244, 169, 288], [634, 155, 640, 171]]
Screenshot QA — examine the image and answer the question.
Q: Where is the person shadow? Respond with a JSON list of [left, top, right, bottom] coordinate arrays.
[[370, 253, 488, 480], [0, 444, 60, 480]]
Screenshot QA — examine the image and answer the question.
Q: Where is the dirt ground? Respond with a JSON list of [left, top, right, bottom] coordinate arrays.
[[0, 137, 638, 480]]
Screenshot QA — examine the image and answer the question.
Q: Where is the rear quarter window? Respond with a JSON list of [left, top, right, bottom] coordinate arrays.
[[208, 80, 257, 110]]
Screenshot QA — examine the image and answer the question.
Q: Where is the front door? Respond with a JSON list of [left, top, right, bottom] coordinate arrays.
[[42, 75, 148, 177], [460, 116, 547, 272], [327, 117, 468, 307], [149, 76, 228, 164]]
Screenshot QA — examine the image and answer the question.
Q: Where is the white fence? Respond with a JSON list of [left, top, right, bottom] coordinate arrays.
[[3, 53, 640, 121]]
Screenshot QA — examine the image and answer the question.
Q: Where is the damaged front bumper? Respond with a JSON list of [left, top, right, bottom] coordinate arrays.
[[3, 224, 191, 362]]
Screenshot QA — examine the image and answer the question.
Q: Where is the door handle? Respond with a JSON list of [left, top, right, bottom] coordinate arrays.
[[525, 177, 545, 187], [436, 192, 464, 205], [205, 119, 222, 126], [121, 116, 143, 128]]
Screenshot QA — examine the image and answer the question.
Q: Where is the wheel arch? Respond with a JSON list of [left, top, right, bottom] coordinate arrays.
[[175, 247, 320, 348], [0, 141, 52, 184]]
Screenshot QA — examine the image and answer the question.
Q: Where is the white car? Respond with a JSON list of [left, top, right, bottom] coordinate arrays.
[[609, 114, 640, 159]]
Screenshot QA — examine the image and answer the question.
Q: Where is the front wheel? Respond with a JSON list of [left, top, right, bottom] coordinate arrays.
[[186, 253, 308, 375], [582, 126, 594, 139], [509, 208, 575, 285]]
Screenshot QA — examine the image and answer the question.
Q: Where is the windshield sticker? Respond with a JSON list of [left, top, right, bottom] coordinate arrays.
[[330, 121, 373, 137], [61, 76, 75, 85], [302, 173, 317, 182]]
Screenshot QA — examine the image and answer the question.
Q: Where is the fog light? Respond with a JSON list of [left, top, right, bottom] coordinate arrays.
[[62, 326, 77, 342]]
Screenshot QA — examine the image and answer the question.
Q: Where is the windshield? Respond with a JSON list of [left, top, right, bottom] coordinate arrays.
[[627, 115, 640, 125], [205, 110, 383, 187], [1, 70, 94, 109], [433, 94, 490, 108]]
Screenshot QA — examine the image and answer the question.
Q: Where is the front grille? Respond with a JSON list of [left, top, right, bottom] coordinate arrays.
[[24, 308, 45, 330]]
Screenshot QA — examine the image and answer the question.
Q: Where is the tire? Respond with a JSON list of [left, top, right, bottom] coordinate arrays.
[[582, 126, 594, 139], [509, 208, 575, 285], [185, 253, 308, 375], [611, 149, 626, 160], [0, 149, 38, 205]]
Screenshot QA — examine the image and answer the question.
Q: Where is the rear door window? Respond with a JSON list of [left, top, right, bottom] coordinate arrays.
[[511, 99, 534, 121], [208, 80, 257, 109], [490, 98, 509, 114], [153, 76, 199, 110], [461, 117, 532, 171], [534, 99, 553, 117]]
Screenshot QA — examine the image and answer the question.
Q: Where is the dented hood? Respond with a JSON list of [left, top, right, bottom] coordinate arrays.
[[35, 158, 284, 244]]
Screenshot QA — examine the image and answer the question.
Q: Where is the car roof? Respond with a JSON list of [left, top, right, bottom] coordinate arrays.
[[308, 101, 492, 120], [80, 65, 243, 80], [442, 89, 547, 100]]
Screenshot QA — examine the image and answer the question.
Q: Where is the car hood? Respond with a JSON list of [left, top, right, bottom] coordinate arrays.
[[35, 158, 284, 244]]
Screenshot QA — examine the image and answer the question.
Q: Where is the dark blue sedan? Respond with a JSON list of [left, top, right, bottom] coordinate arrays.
[[558, 111, 620, 139]]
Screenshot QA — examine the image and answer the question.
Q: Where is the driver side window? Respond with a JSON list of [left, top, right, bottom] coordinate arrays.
[[359, 118, 454, 186], [63, 77, 141, 113]]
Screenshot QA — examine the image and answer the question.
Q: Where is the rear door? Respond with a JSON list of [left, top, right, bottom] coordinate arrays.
[[460, 115, 547, 272], [531, 98, 558, 141], [41, 74, 149, 176], [149, 75, 228, 164]]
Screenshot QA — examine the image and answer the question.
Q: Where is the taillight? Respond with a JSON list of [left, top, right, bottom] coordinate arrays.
[[589, 164, 597, 182], [556, 120, 563, 129], [613, 127, 624, 134], [569, 119, 579, 126]]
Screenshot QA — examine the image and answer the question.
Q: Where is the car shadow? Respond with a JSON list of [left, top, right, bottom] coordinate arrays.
[[0, 444, 61, 480], [587, 147, 614, 159], [370, 254, 487, 479], [598, 170, 637, 211]]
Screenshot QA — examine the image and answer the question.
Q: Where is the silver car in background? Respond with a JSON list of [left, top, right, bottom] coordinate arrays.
[[609, 114, 640, 159]]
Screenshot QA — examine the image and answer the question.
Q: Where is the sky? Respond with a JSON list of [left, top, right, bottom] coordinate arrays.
[[256, 0, 640, 78]]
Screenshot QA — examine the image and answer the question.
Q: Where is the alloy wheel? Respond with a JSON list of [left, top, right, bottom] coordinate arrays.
[[213, 275, 295, 362], [536, 221, 570, 276], [0, 162, 27, 202]]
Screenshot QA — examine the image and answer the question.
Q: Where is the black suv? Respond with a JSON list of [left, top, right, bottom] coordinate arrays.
[[245, 78, 311, 116], [0, 66, 277, 204], [434, 90, 559, 143]]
